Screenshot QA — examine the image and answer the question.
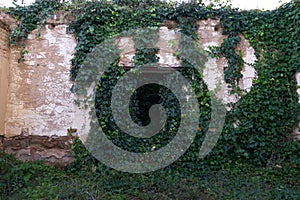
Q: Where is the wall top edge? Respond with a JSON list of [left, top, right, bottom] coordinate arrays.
[[0, 12, 17, 31]]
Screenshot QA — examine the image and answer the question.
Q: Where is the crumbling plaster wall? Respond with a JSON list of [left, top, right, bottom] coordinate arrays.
[[0, 12, 17, 136], [5, 23, 76, 138], [3, 17, 259, 140], [0, 12, 299, 165], [116, 19, 257, 109], [0, 13, 76, 166]]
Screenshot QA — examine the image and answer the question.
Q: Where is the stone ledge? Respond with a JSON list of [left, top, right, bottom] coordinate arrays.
[[1, 135, 74, 167]]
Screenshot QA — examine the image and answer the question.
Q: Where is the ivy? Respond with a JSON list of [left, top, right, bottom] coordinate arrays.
[[6, 0, 300, 170], [9, 0, 63, 62]]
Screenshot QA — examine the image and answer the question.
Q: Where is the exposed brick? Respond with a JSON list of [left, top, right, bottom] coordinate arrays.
[[3, 135, 74, 167]]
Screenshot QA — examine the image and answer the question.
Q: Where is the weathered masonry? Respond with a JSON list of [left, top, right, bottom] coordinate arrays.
[[0, 13, 75, 166], [0, 12, 299, 166]]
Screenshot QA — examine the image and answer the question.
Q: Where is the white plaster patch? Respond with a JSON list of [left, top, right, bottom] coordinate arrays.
[[296, 72, 300, 104], [116, 27, 182, 68], [238, 37, 257, 92], [156, 27, 181, 68], [198, 20, 257, 108], [294, 72, 300, 140], [203, 58, 223, 91], [201, 41, 220, 51]]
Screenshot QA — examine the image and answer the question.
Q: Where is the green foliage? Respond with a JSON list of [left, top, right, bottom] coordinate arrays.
[[1, 153, 299, 199], [134, 48, 159, 65], [67, 136, 100, 172], [6, 0, 300, 171], [216, 1, 300, 166], [0, 153, 64, 199]]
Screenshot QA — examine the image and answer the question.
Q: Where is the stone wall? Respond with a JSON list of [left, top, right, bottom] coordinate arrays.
[[5, 24, 76, 137], [0, 23, 10, 136], [0, 13, 76, 166], [0, 12, 15, 136], [115, 20, 257, 108], [0, 12, 299, 165]]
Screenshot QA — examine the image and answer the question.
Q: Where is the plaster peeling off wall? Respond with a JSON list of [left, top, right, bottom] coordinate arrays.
[[115, 27, 181, 68], [294, 72, 300, 140], [296, 72, 300, 104], [237, 35, 257, 92], [197, 19, 257, 108], [5, 24, 76, 137], [115, 20, 257, 109], [3, 18, 258, 139], [156, 27, 181, 68]]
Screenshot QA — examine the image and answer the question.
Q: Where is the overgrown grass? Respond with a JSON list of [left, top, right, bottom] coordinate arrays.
[[0, 153, 299, 200]]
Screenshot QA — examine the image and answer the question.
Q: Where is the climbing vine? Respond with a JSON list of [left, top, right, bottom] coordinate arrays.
[[9, 0, 63, 62], [6, 0, 300, 169]]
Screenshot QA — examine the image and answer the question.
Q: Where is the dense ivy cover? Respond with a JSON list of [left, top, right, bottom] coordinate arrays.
[[7, 0, 300, 170]]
